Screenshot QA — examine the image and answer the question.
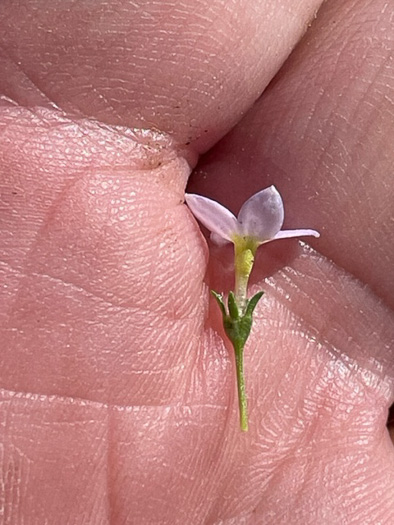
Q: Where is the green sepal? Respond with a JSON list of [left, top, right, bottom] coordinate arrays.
[[228, 292, 239, 320], [211, 288, 264, 432], [211, 289, 264, 352], [211, 290, 226, 316], [245, 291, 264, 317]]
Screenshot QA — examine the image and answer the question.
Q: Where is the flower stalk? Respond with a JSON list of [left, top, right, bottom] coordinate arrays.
[[234, 344, 248, 431]]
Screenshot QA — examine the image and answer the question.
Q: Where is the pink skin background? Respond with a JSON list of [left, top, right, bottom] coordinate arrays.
[[0, 0, 394, 523]]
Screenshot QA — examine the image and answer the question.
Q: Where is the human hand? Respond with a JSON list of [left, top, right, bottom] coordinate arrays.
[[1, 1, 393, 523]]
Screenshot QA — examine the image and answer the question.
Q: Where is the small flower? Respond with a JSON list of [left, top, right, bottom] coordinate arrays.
[[185, 186, 320, 432], [185, 185, 320, 247]]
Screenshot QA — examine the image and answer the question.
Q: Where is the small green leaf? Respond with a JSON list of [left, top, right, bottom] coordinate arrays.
[[237, 316, 253, 346], [245, 291, 264, 317], [228, 292, 239, 320], [211, 290, 226, 316]]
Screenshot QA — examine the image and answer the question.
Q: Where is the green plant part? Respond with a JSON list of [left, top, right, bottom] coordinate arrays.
[[212, 290, 264, 431]]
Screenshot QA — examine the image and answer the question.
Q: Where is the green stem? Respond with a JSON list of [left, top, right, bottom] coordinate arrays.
[[234, 344, 248, 432]]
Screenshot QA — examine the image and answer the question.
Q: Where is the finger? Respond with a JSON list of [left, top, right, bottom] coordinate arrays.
[[0, 109, 206, 406], [0, 109, 229, 522], [188, 0, 394, 518], [190, 0, 394, 307], [0, 0, 324, 153]]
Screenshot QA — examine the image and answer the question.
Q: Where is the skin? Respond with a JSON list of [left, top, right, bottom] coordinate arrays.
[[0, 0, 393, 523]]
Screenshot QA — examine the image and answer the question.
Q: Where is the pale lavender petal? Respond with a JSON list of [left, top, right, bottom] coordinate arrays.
[[273, 228, 320, 241], [185, 193, 240, 242], [238, 185, 284, 241], [210, 232, 231, 246]]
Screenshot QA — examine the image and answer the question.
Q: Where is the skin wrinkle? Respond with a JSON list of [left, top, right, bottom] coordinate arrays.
[[1, 403, 107, 522], [265, 274, 394, 398], [20, 167, 96, 281], [0, 108, 190, 172], [1, 264, 211, 406], [7, 54, 62, 110], [252, 421, 390, 524], [2, 261, 201, 322], [35, 223, 175, 312], [0, 388, 228, 412], [0, 0, 324, 152], [0, 54, 55, 109], [0, 95, 19, 107]]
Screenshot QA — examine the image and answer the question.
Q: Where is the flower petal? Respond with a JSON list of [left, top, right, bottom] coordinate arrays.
[[185, 193, 240, 242], [210, 232, 231, 246], [238, 185, 284, 241], [273, 228, 320, 241]]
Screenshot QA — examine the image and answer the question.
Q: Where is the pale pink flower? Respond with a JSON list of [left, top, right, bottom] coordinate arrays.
[[185, 185, 320, 245]]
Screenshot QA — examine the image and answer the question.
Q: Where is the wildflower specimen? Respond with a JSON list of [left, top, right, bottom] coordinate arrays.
[[186, 186, 319, 431]]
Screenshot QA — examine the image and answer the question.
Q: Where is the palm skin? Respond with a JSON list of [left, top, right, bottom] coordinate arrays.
[[0, 1, 393, 524]]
